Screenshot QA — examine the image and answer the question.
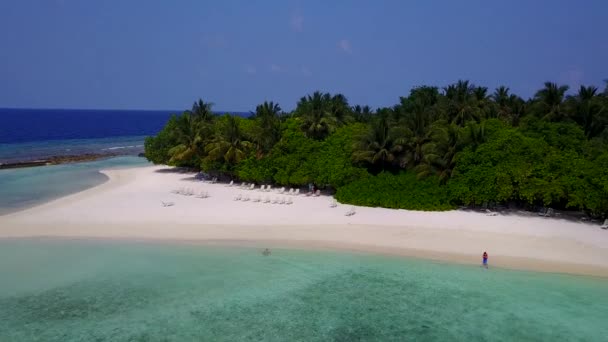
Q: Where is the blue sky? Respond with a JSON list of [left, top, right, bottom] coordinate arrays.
[[0, 0, 606, 112]]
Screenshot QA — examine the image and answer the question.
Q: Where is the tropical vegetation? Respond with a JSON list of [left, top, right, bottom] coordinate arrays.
[[145, 82, 608, 217]]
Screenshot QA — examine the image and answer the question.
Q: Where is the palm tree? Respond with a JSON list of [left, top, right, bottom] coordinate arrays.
[[168, 112, 202, 165], [352, 105, 373, 123], [190, 99, 214, 122], [296, 91, 339, 139], [252, 101, 282, 152], [473, 86, 491, 120], [352, 116, 407, 171], [330, 94, 352, 125], [398, 101, 436, 168], [205, 115, 252, 165], [567, 85, 606, 138], [416, 122, 462, 183], [462, 121, 487, 150], [533, 82, 569, 121], [491, 86, 512, 121], [443, 80, 480, 126]]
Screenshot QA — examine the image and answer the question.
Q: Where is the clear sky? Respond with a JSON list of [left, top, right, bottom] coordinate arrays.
[[0, 0, 606, 112]]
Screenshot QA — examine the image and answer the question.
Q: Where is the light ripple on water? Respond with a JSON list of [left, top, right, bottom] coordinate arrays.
[[0, 240, 606, 341]]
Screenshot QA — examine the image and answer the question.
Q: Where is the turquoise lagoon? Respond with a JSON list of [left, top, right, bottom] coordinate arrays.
[[0, 239, 606, 341], [0, 156, 150, 215]]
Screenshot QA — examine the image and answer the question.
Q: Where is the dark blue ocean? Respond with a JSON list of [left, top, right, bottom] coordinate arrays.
[[0, 108, 175, 144], [0, 108, 249, 162]]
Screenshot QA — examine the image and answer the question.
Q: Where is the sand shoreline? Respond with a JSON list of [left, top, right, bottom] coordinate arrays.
[[1, 165, 607, 277]]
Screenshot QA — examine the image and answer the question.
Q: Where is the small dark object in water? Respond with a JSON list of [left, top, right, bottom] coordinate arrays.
[[262, 248, 271, 256]]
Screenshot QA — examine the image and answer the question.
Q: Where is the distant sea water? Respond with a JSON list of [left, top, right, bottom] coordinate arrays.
[[0, 108, 247, 214], [0, 240, 606, 341], [0, 108, 176, 162]]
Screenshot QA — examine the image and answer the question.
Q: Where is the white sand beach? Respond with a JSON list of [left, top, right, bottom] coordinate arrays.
[[2, 165, 608, 277]]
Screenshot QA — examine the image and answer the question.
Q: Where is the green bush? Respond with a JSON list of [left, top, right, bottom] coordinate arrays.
[[335, 172, 454, 211]]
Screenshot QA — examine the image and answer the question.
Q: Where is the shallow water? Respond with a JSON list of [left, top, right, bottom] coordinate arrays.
[[0, 156, 150, 214], [0, 240, 606, 341]]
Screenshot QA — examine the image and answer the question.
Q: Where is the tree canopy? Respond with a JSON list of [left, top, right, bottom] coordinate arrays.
[[145, 83, 608, 217]]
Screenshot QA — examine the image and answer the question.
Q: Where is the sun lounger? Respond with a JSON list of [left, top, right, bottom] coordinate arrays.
[[286, 198, 293, 205], [345, 207, 356, 216], [294, 189, 300, 196], [279, 197, 286, 204], [226, 180, 234, 187], [601, 219, 608, 229], [161, 201, 175, 207], [243, 195, 250, 202], [234, 194, 242, 201], [329, 200, 337, 208], [259, 185, 266, 192], [278, 187, 285, 194], [249, 184, 255, 191], [253, 196, 261, 202], [272, 197, 279, 204], [485, 209, 498, 216], [263, 196, 271, 203], [265, 185, 272, 192]]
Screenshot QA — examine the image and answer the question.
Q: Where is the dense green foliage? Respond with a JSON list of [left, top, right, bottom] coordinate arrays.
[[336, 172, 454, 211], [145, 81, 608, 216]]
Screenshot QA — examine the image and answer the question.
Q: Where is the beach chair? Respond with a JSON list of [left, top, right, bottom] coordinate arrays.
[[195, 190, 205, 198], [313, 190, 321, 197], [253, 196, 261, 202], [345, 207, 356, 216], [161, 201, 175, 207], [278, 187, 285, 194], [286, 197, 293, 205], [294, 189, 300, 196], [329, 200, 337, 208], [234, 194, 242, 201], [259, 185, 266, 192], [243, 195, 250, 202], [279, 197, 286, 204], [226, 180, 234, 187], [601, 219, 608, 229], [485, 209, 498, 216], [266, 185, 272, 192], [263, 196, 271, 203], [272, 197, 279, 204], [249, 184, 255, 191]]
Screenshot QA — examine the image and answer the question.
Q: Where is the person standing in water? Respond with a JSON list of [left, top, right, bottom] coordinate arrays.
[[262, 248, 271, 256], [482, 251, 488, 268]]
